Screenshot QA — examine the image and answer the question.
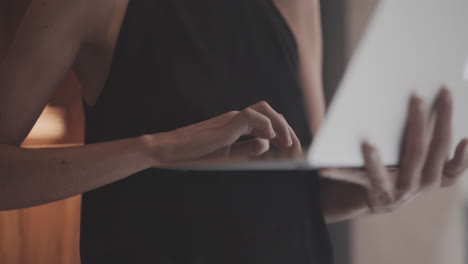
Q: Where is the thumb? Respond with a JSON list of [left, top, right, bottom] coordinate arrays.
[[229, 138, 270, 158]]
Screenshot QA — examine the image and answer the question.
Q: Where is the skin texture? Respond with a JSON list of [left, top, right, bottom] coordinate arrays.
[[0, 0, 300, 210], [0, 0, 467, 227], [320, 89, 468, 222]]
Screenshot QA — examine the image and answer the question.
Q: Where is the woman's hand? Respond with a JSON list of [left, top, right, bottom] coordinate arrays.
[[320, 87, 468, 216], [147, 101, 301, 166]]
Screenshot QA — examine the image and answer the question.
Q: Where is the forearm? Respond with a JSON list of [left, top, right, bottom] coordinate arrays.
[[320, 179, 370, 224], [0, 135, 154, 210]]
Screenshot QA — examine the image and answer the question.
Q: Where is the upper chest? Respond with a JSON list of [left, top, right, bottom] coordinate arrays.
[[75, 0, 299, 106]]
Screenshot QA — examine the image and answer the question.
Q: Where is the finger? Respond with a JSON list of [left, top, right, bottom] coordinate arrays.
[[250, 101, 293, 148], [362, 142, 395, 211], [421, 88, 452, 190], [287, 125, 303, 158], [229, 138, 270, 157], [279, 117, 303, 158], [229, 108, 276, 140], [190, 111, 239, 129], [442, 138, 468, 187], [398, 95, 430, 193]]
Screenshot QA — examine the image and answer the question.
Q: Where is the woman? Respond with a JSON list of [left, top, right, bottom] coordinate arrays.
[[0, 0, 466, 263]]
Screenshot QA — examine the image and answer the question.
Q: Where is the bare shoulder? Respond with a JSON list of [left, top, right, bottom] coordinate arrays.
[[272, 0, 320, 16], [24, 0, 119, 45], [0, 0, 120, 145], [272, 0, 321, 31], [272, 0, 325, 133]]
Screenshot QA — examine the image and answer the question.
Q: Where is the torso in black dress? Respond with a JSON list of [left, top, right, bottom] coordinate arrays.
[[81, 0, 333, 263]]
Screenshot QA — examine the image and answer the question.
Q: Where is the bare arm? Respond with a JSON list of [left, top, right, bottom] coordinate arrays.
[[0, 0, 159, 210], [273, 0, 325, 134], [0, 0, 294, 210], [274, 0, 371, 223]]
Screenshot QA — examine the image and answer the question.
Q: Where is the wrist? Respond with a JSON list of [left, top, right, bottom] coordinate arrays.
[[136, 134, 165, 167]]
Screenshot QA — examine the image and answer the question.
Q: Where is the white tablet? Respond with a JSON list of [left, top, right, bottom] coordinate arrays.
[[308, 0, 468, 168]]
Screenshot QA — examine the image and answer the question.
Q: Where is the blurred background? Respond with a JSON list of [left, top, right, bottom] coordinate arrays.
[[0, 0, 466, 263]]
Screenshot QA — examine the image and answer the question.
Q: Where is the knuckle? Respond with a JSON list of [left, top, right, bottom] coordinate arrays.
[[264, 117, 273, 128], [255, 100, 271, 110], [241, 108, 254, 116], [226, 111, 240, 117]]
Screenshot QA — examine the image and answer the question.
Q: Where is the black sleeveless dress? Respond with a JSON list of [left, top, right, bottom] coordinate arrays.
[[81, 0, 333, 263]]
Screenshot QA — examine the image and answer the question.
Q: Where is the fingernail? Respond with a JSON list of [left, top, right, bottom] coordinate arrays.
[[288, 135, 293, 147], [272, 131, 278, 139]]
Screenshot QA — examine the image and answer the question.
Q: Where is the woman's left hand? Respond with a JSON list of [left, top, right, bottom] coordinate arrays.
[[320, 87, 468, 215]]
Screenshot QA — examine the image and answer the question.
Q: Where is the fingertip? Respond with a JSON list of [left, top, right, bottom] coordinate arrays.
[[362, 141, 381, 163], [453, 138, 468, 158], [438, 86, 452, 106], [440, 85, 451, 97], [461, 138, 468, 148], [270, 130, 278, 140], [461, 138, 468, 157], [410, 92, 421, 103], [361, 141, 375, 153], [409, 92, 425, 108], [287, 135, 293, 147]]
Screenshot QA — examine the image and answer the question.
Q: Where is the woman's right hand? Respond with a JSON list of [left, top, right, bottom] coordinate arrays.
[[146, 101, 302, 166]]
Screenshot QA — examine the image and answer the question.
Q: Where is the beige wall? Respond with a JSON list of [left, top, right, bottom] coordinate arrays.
[[352, 188, 465, 264], [344, 1, 466, 264]]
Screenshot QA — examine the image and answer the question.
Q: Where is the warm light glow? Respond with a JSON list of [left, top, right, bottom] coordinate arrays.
[[24, 106, 66, 145]]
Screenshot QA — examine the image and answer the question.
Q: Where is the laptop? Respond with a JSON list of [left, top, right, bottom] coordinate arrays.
[[168, 0, 468, 171]]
